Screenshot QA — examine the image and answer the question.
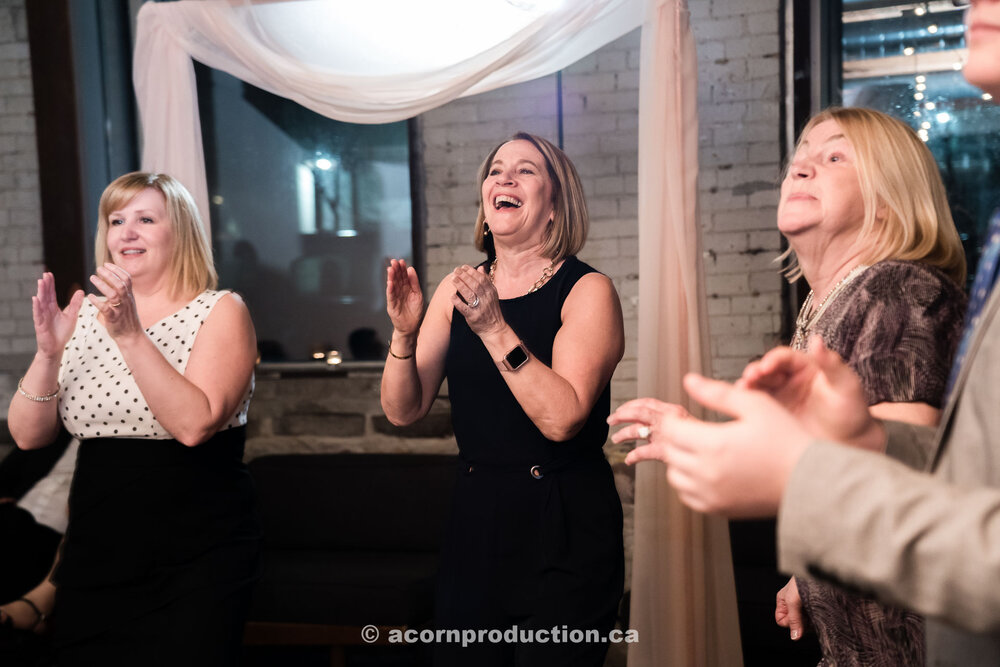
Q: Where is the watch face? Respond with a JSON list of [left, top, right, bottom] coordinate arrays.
[[505, 344, 529, 370]]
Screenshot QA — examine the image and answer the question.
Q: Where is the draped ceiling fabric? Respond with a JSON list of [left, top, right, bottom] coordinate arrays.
[[630, 1, 743, 665], [133, 0, 644, 232], [133, 0, 741, 663]]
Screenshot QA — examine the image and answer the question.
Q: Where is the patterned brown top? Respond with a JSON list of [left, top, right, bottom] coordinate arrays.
[[799, 259, 967, 666]]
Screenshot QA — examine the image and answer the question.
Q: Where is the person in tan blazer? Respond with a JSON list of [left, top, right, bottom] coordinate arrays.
[[608, 1, 1000, 664]]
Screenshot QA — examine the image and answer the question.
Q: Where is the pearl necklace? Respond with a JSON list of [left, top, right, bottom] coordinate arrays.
[[488, 258, 557, 295], [791, 264, 869, 350]]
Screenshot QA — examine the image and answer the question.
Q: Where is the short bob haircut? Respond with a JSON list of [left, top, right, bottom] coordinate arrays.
[[95, 172, 218, 297], [781, 107, 966, 286], [474, 132, 589, 260]]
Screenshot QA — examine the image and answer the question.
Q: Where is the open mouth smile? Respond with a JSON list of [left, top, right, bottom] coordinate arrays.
[[493, 195, 523, 210]]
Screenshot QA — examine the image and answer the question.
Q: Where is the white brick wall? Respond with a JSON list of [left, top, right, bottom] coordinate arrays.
[[695, 0, 785, 380], [0, 0, 39, 395]]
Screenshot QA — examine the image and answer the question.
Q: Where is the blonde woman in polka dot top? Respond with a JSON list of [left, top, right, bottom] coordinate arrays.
[[6, 172, 259, 666]]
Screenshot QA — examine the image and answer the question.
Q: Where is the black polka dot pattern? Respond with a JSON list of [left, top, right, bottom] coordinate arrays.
[[57, 290, 253, 439]]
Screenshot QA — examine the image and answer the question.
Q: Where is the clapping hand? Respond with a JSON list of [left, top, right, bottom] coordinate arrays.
[[609, 373, 812, 518], [89, 263, 142, 341], [450, 265, 503, 338], [32, 272, 84, 359], [739, 336, 884, 451], [386, 259, 424, 336]]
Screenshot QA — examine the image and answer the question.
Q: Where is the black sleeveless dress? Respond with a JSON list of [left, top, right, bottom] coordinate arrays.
[[436, 256, 624, 667]]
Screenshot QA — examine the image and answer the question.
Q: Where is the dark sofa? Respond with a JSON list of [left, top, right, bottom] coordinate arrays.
[[243, 453, 458, 664]]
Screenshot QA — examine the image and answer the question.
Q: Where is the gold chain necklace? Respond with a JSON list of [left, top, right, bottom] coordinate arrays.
[[488, 258, 557, 295], [791, 264, 869, 350]]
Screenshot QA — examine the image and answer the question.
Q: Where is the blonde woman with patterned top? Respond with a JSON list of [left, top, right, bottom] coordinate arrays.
[[7, 172, 259, 666], [612, 107, 968, 666]]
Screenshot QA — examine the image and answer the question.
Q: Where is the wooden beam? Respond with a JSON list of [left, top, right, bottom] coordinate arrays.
[[24, 0, 87, 301]]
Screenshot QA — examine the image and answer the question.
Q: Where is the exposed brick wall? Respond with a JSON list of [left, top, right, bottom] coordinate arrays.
[[693, 0, 786, 379], [0, 0, 39, 396]]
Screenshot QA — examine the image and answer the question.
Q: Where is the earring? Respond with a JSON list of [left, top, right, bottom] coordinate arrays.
[[483, 223, 491, 238]]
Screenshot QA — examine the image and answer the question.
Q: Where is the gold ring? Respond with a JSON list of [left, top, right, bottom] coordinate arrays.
[[109, 301, 122, 308]]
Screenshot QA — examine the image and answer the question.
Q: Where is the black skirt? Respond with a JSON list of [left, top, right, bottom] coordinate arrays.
[[53, 427, 261, 666]]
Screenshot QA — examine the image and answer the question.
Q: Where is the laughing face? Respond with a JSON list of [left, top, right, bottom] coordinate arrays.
[[105, 187, 175, 285], [481, 139, 555, 248]]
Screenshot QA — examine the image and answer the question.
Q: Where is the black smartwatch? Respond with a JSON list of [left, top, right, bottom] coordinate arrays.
[[500, 341, 529, 372]]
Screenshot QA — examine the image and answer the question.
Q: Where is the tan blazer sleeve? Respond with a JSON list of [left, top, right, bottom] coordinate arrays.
[[882, 419, 938, 471], [777, 440, 1000, 633]]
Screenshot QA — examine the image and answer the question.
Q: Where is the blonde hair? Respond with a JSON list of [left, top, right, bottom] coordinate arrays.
[[96, 172, 217, 297], [781, 107, 966, 285], [474, 132, 589, 260]]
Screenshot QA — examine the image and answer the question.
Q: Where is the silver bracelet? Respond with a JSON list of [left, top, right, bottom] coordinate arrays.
[[17, 376, 59, 402]]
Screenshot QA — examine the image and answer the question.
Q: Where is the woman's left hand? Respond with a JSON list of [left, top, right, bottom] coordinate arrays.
[[88, 263, 142, 340], [608, 397, 693, 461], [450, 264, 504, 337]]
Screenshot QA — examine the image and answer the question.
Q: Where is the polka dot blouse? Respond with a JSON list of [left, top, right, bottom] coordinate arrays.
[[57, 290, 253, 440]]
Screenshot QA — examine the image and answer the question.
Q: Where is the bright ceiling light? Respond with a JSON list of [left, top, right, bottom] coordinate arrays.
[[248, 0, 561, 75]]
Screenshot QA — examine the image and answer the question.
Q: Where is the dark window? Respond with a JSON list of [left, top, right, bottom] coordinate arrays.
[[195, 65, 416, 363], [840, 0, 1000, 283]]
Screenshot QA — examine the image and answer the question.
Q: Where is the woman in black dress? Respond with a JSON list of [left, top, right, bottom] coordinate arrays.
[[381, 132, 625, 666], [7, 172, 259, 666]]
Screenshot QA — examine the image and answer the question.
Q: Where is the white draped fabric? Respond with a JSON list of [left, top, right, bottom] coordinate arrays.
[[630, 1, 743, 665], [133, 0, 643, 231]]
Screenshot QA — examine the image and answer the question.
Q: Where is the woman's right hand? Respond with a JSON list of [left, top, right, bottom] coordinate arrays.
[[386, 259, 424, 336], [32, 272, 84, 360], [775, 576, 808, 640]]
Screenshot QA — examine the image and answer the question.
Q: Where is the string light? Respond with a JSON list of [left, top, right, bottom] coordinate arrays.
[[915, 75, 926, 83], [904, 46, 915, 55], [925, 101, 936, 110], [915, 92, 925, 101]]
